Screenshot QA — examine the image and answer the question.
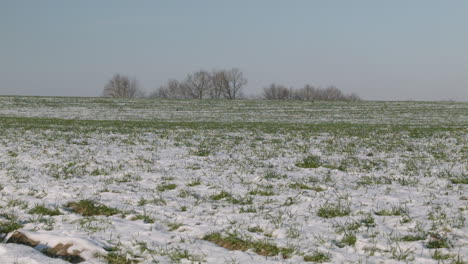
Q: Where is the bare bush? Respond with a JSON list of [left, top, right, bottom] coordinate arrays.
[[150, 79, 184, 99], [265, 84, 361, 101], [210, 70, 226, 99], [263, 84, 291, 100], [180, 71, 212, 99], [151, 68, 247, 100], [102, 74, 141, 98], [223, 68, 247, 100], [211, 68, 247, 100]]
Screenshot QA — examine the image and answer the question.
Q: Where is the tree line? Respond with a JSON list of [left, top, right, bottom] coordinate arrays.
[[102, 69, 360, 101]]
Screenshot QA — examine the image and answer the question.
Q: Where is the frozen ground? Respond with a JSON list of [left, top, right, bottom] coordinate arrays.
[[0, 96, 467, 263]]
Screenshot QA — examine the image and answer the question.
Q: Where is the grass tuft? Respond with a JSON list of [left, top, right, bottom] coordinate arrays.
[[157, 183, 177, 192], [0, 221, 23, 234], [203, 232, 294, 258], [317, 202, 351, 218], [303, 250, 331, 262], [296, 155, 322, 169], [66, 199, 121, 216], [29, 204, 61, 216]]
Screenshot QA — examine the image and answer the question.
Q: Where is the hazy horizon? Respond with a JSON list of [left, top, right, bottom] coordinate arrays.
[[1, 1, 467, 101]]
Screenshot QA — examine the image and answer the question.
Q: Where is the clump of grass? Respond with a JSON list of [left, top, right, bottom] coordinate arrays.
[[426, 237, 451, 249], [66, 199, 120, 216], [374, 205, 407, 216], [210, 191, 253, 205], [390, 242, 415, 261], [247, 226, 264, 233], [317, 202, 351, 218], [29, 204, 61, 216], [264, 171, 286, 179], [288, 182, 326, 192], [203, 232, 294, 258], [400, 234, 426, 242], [167, 221, 183, 231], [239, 205, 257, 213], [303, 250, 331, 262], [230, 196, 253, 205], [193, 149, 210, 156], [103, 252, 137, 264], [336, 232, 357, 248], [296, 155, 322, 169], [157, 183, 177, 192], [187, 178, 201, 186], [334, 221, 361, 234], [249, 189, 275, 196], [115, 173, 142, 183], [248, 187, 275, 196], [90, 168, 107, 176], [357, 175, 392, 186], [210, 190, 233, 201], [157, 246, 204, 263], [0, 220, 23, 234], [132, 214, 154, 224], [450, 177, 468, 184], [7, 150, 18, 157], [289, 182, 312, 190], [137, 198, 148, 206], [431, 249, 454, 260], [7, 199, 28, 209], [360, 213, 376, 227]]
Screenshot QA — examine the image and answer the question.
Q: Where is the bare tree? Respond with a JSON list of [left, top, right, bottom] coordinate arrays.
[[181, 71, 212, 99], [103, 74, 141, 98], [266, 83, 361, 101], [150, 79, 184, 98], [263, 83, 290, 100], [211, 68, 247, 100], [210, 70, 228, 99], [322, 86, 345, 100], [347, 92, 361, 101], [294, 84, 317, 100]]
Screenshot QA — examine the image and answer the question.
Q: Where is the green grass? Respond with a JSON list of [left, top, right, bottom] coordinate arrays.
[[0, 221, 23, 234], [210, 190, 233, 200], [289, 182, 313, 190], [103, 252, 138, 264], [157, 183, 177, 192], [248, 188, 275, 196], [192, 149, 210, 156], [132, 214, 155, 224], [426, 238, 451, 249], [296, 155, 322, 168], [432, 250, 454, 260], [450, 177, 468, 184], [264, 171, 286, 179], [1, 113, 463, 144], [29, 204, 62, 216], [401, 234, 426, 242], [336, 233, 357, 248], [66, 200, 121, 216], [317, 202, 351, 218], [303, 250, 331, 262], [374, 205, 407, 216], [203, 232, 295, 258]]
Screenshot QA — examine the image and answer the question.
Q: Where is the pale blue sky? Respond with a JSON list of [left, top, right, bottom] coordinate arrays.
[[1, 0, 467, 100]]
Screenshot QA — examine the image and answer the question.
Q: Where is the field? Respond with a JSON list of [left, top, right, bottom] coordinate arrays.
[[0, 96, 467, 264]]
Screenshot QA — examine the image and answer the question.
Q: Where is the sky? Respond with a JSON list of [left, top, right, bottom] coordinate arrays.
[[1, 0, 467, 101]]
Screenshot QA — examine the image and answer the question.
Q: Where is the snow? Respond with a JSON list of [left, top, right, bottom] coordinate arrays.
[[0, 96, 466, 263], [0, 244, 68, 264]]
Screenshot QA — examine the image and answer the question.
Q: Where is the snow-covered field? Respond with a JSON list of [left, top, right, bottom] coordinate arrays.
[[0, 96, 467, 264]]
